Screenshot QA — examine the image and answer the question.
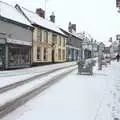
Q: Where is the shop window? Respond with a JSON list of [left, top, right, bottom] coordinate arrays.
[[8, 46, 17, 66], [23, 47, 30, 64], [8, 45, 30, 66], [0, 46, 4, 66]]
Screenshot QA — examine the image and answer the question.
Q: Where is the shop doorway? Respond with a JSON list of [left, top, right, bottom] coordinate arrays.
[[0, 45, 5, 69]]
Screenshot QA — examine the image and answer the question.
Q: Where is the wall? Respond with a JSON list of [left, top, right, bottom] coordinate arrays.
[[33, 27, 67, 63], [33, 27, 53, 63], [0, 19, 32, 42]]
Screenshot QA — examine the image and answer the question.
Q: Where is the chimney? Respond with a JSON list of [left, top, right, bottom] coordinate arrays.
[[71, 24, 76, 32], [36, 8, 45, 18], [50, 12, 55, 23], [68, 22, 72, 32]]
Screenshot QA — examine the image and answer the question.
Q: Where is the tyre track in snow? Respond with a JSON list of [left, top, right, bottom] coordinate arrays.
[[0, 67, 76, 119], [0, 64, 76, 94]]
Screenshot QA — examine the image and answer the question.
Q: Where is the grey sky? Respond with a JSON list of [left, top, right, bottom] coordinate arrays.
[[2, 0, 120, 42]]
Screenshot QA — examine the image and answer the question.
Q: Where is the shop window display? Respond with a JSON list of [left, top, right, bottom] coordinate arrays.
[[0, 45, 4, 67], [8, 45, 30, 67]]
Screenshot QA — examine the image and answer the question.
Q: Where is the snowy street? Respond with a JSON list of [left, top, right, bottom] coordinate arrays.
[[0, 0, 120, 120], [0, 62, 76, 88], [0, 60, 120, 120]]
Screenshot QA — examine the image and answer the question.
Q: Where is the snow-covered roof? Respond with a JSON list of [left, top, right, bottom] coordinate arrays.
[[0, 1, 32, 27], [104, 41, 112, 47], [17, 5, 66, 36], [60, 28, 83, 40]]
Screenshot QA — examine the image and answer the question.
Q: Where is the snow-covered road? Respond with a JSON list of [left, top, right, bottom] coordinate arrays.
[[0, 62, 76, 88], [1, 61, 120, 120]]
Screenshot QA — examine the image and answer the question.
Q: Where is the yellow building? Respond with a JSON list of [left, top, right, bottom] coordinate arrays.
[[16, 5, 67, 64], [33, 28, 67, 63]]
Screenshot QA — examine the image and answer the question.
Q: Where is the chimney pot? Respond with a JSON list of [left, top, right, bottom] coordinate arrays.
[[36, 8, 45, 18], [50, 12, 55, 23]]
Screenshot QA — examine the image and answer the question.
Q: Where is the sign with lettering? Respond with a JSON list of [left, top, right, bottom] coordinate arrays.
[[7, 38, 32, 46]]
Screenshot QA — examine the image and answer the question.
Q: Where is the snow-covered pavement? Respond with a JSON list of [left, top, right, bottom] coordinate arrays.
[[0, 62, 76, 88], [1, 61, 120, 120]]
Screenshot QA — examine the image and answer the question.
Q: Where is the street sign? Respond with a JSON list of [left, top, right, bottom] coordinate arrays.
[[116, 0, 120, 7]]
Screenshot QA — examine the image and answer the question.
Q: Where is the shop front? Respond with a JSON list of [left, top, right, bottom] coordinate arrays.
[[8, 44, 31, 68], [0, 37, 32, 70], [5, 38, 32, 69]]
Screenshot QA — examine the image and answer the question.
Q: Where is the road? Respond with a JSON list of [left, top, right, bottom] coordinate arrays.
[[1, 61, 120, 120]]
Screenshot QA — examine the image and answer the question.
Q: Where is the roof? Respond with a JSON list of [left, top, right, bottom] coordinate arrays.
[[16, 5, 66, 37], [0, 1, 32, 27], [60, 28, 83, 40], [104, 41, 112, 47]]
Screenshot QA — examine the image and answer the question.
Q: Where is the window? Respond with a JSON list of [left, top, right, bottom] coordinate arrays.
[[37, 47, 41, 60], [8, 45, 30, 66], [44, 48, 48, 61], [63, 38, 66, 47], [44, 31, 48, 43], [62, 49, 65, 60], [37, 29, 42, 41], [59, 36, 61, 46], [52, 34, 57, 44], [58, 49, 61, 60], [0, 46, 4, 66], [40, 29, 42, 41]]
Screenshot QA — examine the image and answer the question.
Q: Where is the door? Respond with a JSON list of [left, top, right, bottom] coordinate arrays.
[[0, 45, 5, 69]]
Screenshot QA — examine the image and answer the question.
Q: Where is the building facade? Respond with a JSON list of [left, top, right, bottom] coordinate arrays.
[[60, 28, 82, 61], [16, 5, 67, 65], [32, 27, 67, 64], [78, 32, 98, 60], [0, 1, 33, 69]]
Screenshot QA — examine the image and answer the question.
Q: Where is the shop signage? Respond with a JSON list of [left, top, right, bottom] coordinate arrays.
[[7, 38, 32, 46]]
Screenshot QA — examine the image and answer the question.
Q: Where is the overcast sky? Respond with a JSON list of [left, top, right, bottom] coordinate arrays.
[[3, 0, 120, 43]]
